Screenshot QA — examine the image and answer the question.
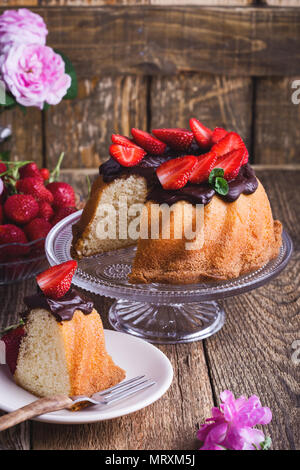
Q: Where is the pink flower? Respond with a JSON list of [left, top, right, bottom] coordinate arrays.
[[1, 43, 71, 109], [0, 9, 47, 54], [198, 390, 272, 450]]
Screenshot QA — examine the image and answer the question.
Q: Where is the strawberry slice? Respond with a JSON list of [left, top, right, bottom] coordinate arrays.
[[131, 128, 166, 155], [152, 128, 194, 152], [36, 260, 78, 299], [212, 131, 244, 157], [213, 148, 245, 181], [111, 134, 142, 150], [156, 155, 197, 190], [109, 144, 146, 167], [1, 325, 25, 374], [189, 119, 212, 149], [211, 127, 228, 145], [189, 151, 218, 184]]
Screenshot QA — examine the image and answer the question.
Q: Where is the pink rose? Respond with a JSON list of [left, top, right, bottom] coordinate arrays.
[[1, 43, 71, 109], [0, 9, 48, 54], [197, 390, 272, 450]]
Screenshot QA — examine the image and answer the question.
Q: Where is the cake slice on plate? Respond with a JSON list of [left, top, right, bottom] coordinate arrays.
[[0, 261, 125, 398]]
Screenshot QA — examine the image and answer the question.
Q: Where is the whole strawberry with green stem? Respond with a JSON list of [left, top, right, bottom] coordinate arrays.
[[46, 152, 76, 208]]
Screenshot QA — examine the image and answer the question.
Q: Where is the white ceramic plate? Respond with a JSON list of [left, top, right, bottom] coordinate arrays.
[[0, 330, 173, 424]]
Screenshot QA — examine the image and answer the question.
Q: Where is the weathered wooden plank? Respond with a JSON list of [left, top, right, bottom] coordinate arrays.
[[1, 107, 43, 166], [262, 0, 300, 5], [205, 169, 300, 450], [151, 74, 253, 155], [0, 0, 37, 5], [0, 281, 35, 450], [45, 76, 148, 169], [254, 78, 300, 165], [14, 6, 299, 77], [38, 0, 254, 5]]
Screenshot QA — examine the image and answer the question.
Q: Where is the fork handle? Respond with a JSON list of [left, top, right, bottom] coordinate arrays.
[[0, 395, 73, 431]]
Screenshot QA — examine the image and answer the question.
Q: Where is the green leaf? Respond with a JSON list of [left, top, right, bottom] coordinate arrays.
[[214, 177, 229, 196], [0, 151, 10, 161], [55, 49, 78, 100], [43, 102, 51, 111], [4, 92, 16, 107], [208, 167, 224, 185], [260, 436, 272, 450]]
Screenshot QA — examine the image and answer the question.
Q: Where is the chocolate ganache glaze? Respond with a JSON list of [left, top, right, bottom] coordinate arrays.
[[24, 288, 94, 322], [100, 149, 258, 206]]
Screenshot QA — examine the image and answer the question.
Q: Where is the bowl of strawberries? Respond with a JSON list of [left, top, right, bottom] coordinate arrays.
[[0, 153, 78, 284]]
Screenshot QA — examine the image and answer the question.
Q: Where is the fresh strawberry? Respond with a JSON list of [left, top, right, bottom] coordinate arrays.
[[189, 119, 212, 149], [212, 132, 244, 157], [36, 260, 78, 299], [39, 168, 50, 181], [52, 206, 77, 226], [152, 128, 194, 152], [0, 205, 3, 225], [0, 162, 7, 174], [4, 194, 39, 225], [213, 148, 245, 181], [24, 217, 52, 242], [19, 162, 41, 180], [189, 151, 218, 184], [46, 182, 75, 208], [1, 325, 25, 374], [111, 134, 142, 150], [211, 127, 228, 145], [156, 155, 197, 190], [131, 128, 166, 155], [17, 177, 54, 204], [109, 144, 146, 167], [0, 224, 29, 258], [38, 201, 54, 222]]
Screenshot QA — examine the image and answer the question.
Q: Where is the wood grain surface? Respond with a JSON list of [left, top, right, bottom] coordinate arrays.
[[8, 6, 298, 78], [0, 168, 299, 450], [151, 74, 253, 157], [254, 78, 300, 165], [45, 76, 148, 168]]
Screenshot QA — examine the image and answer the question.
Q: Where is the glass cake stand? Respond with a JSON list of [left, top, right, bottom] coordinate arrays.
[[45, 211, 293, 344]]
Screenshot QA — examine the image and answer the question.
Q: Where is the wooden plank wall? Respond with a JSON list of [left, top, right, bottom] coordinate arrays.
[[1, 1, 300, 168]]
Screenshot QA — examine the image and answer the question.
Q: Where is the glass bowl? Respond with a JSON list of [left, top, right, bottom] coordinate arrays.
[[0, 238, 49, 285]]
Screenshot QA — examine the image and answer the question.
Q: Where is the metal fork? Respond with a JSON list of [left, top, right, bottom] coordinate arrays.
[[0, 375, 156, 431]]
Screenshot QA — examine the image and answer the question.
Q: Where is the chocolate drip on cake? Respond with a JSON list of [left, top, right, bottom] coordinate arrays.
[[24, 288, 94, 322], [100, 151, 258, 206]]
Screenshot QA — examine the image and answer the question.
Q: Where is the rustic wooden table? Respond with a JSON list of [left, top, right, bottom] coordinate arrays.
[[0, 167, 299, 450]]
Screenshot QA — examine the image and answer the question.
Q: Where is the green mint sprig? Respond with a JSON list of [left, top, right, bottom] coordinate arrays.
[[208, 168, 229, 196]]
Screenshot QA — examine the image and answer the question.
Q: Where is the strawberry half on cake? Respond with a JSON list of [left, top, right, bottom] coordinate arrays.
[[0, 261, 125, 397], [71, 121, 282, 284]]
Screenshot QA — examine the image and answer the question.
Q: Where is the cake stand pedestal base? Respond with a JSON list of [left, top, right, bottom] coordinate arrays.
[[109, 300, 225, 344]]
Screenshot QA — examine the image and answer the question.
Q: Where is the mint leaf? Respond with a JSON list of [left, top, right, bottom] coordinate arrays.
[[260, 436, 272, 450], [208, 167, 224, 185], [55, 50, 78, 100], [214, 177, 229, 196]]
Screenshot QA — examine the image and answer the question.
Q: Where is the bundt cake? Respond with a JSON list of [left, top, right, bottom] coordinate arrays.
[[0, 261, 125, 397], [71, 120, 282, 284]]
